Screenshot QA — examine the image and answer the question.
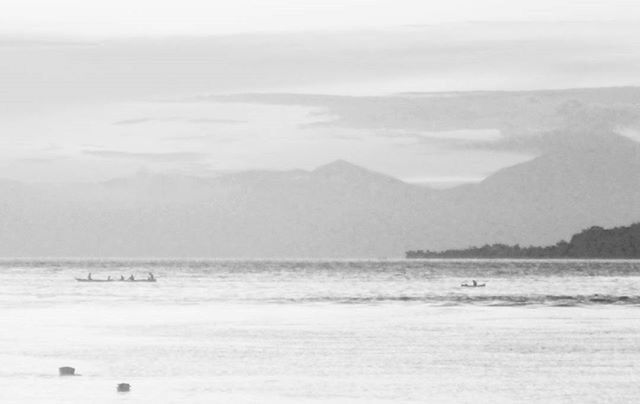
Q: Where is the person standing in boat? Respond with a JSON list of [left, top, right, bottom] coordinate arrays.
[[120, 275, 125, 281], [87, 273, 92, 281], [148, 273, 155, 281], [472, 280, 477, 286], [128, 274, 135, 281]]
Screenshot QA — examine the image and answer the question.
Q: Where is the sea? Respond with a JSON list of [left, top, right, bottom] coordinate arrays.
[[1, 259, 639, 403]]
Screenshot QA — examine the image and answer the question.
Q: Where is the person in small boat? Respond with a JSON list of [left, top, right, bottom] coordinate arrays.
[[128, 274, 135, 281], [107, 276, 112, 281], [120, 275, 125, 281], [148, 272, 155, 281], [87, 273, 92, 280], [472, 280, 477, 286]]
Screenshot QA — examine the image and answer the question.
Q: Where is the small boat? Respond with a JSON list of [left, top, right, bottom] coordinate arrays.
[[461, 283, 486, 287], [75, 278, 114, 282]]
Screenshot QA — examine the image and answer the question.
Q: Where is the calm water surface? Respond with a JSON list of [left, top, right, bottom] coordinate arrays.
[[1, 259, 640, 403]]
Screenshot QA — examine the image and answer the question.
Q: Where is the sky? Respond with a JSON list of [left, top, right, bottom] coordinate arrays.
[[2, 0, 640, 185], [3, 0, 640, 37]]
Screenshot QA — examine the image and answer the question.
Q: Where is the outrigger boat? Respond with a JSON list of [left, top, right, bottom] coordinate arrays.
[[461, 283, 485, 287], [75, 278, 157, 283]]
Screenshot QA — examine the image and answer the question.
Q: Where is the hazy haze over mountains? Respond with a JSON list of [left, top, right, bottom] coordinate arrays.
[[1, 125, 638, 257]]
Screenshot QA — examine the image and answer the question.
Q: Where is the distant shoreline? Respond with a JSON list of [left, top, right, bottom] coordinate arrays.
[[407, 223, 640, 259]]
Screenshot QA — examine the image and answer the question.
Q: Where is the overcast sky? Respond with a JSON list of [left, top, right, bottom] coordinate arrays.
[[3, 0, 640, 37], [2, 1, 640, 184]]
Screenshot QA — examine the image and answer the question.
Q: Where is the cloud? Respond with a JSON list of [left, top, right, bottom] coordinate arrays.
[[4, 21, 640, 114], [0, 38, 95, 48], [113, 118, 155, 126], [84, 150, 209, 162], [208, 87, 640, 153], [186, 118, 245, 124], [113, 117, 245, 126], [16, 156, 70, 163]]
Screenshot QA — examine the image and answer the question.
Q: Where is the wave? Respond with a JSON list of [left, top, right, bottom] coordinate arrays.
[[269, 294, 640, 307]]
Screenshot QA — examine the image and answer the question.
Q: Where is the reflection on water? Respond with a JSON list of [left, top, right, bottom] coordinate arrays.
[[1, 259, 639, 403]]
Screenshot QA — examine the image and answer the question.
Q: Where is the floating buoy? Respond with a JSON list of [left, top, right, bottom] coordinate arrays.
[[59, 367, 76, 376], [117, 383, 131, 392]]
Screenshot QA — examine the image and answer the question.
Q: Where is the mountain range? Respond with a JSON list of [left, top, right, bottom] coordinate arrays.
[[1, 133, 638, 258]]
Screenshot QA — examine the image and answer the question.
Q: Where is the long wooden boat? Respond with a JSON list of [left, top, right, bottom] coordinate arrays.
[[75, 278, 157, 283]]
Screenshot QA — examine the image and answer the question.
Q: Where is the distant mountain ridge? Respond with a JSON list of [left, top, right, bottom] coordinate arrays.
[[406, 223, 640, 258], [0, 134, 638, 258]]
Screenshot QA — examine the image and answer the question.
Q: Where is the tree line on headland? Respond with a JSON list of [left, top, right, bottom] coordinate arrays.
[[406, 223, 640, 259]]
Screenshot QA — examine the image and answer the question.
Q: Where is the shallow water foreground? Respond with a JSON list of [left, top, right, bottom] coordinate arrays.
[[0, 259, 639, 403]]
